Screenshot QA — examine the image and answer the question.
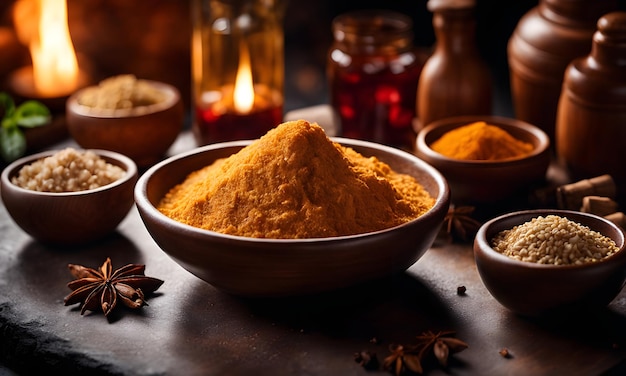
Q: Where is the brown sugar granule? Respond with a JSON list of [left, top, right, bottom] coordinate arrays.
[[499, 348, 511, 358], [158, 120, 435, 239]]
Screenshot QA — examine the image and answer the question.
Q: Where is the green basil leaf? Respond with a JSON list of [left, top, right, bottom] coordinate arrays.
[[1, 116, 17, 130], [0, 126, 26, 162], [17, 114, 50, 128], [14, 100, 51, 128], [0, 92, 16, 119]]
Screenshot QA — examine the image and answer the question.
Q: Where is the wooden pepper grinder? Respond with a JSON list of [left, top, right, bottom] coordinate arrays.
[[556, 12, 626, 203], [416, 0, 492, 131], [508, 0, 618, 144]]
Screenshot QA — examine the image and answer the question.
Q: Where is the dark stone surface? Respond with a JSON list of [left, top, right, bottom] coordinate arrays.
[[2, 0, 626, 372], [1, 133, 626, 376]]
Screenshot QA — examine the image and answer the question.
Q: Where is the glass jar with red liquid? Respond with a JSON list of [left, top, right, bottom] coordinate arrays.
[[327, 10, 426, 150], [191, 0, 286, 145]]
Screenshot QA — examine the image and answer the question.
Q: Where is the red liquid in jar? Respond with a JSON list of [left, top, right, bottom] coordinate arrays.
[[328, 10, 425, 151], [194, 104, 283, 145], [330, 60, 422, 150]]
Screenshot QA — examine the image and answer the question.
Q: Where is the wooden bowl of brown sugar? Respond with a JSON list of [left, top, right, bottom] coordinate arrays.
[[1, 148, 138, 246], [474, 209, 626, 317], [66, 75, 185, 168], [135, 136, 451, 297], [415, 115, 550, 205]]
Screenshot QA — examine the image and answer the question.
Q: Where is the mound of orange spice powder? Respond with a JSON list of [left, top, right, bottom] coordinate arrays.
[[158, 120, 435, 239], [431, 121, 533, 160]]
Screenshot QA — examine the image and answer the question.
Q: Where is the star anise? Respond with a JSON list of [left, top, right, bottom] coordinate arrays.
[[443, 205, 482, 242], [64, 258, 164, 318], [414, 330, 468, 369], [382, 331, 468, 375], [383, 344, 423, 376]]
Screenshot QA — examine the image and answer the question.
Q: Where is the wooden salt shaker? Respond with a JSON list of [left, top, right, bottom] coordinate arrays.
[[416, 0, 492, 131], [556, 12, 626, 203], [508, 0, 618, 144]]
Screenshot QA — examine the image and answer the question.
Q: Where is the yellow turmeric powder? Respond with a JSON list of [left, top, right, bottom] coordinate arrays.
[[158, 120, 435, 239], [431, 121, 533, 160]]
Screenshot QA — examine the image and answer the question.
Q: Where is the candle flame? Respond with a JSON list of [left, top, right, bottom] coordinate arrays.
[[233, 40, 254, 114], [13, 0, 80, 97]]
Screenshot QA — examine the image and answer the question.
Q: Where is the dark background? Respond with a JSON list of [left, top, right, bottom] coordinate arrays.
[[3, 1, 626, 120], [284, 0, 539, 115], [0, 0, 540, 117]]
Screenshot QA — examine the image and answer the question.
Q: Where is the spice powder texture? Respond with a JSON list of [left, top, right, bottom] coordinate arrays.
[[431, 121, 533, 160], [157, 120, 435, 239]]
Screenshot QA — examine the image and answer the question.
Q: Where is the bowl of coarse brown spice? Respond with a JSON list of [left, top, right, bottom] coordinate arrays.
[[66, 75, 185, 168], [415, 115, 550, 205], [1, 147, 138, 246], [474, 209, 626, 317], [135, 120, 450, 297]]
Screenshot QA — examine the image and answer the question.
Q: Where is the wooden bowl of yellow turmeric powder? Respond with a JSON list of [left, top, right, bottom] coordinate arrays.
[[415, 115, 550, 205], [135, 120, 450, 297]]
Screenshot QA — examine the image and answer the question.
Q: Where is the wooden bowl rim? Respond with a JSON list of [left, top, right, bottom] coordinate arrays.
[[474, 209, 626, 271], [135, 137, 451, 244], [1, 148, 138, 197], [66, 80, 181, 119]]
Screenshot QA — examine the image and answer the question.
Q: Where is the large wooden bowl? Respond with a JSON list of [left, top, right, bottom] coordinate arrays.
[[134, 138, 450, 297]]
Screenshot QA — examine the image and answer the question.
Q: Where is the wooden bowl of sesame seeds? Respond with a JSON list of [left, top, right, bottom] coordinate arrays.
[[1, 148, 138, 246], [473, 209, 626, 317]]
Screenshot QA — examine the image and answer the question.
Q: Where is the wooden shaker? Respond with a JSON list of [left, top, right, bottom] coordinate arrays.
[[507, 0, 618, 144], [416, 0, 492, 131], [556, 12, 626, 203]]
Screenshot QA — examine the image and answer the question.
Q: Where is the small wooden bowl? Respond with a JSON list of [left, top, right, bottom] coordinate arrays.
[[474, 209, 626, 317], [415, 115, 551, 205], [66, 80, 184, 168], [1, 149, 138, 246], [135, 138, 450, 297]]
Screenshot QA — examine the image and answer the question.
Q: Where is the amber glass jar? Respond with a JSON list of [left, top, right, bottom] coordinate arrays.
[[416, 0, 492, 131], [327, 10, 426, 150], [556, 12, 626, 201], [508, 0, 618, 143], [191, 0, 286, 145]]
